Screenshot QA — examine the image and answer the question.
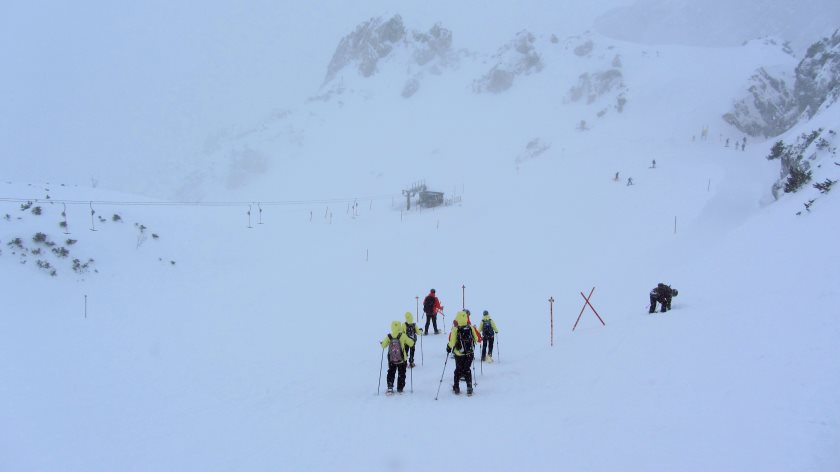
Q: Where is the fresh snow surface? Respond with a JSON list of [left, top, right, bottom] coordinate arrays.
[[2, 8, 840, 472]]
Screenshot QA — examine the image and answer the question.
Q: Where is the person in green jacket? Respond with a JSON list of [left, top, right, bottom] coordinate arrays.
[[381, 320, 415, 394], [446, 311, 479, 395], [403, 311, 422, 368], [478, 310, 499, 363]]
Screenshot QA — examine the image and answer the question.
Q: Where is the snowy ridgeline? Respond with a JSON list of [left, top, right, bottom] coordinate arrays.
[[314, 15, 626, 103]]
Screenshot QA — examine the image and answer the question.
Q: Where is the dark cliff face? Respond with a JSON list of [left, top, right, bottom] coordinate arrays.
[[725, 30, 840, 137]]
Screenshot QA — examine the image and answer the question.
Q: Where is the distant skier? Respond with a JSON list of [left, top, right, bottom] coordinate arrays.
[[479, 310, 499, 363], [626, 177, 634, 186], [446, 311, 479, 395], [380, 320, 416, 394], [614, 171, 620, 181], [649, 283, 679, 313], [403, 311, 421, 368], [651, 159, 656, 169], [423, 289, 443, 335]]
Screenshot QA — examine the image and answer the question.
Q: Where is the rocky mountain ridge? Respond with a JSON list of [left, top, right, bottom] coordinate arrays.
[[724, 30, 840, 137]]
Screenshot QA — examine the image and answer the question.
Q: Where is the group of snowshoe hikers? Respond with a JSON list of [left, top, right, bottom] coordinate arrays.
[[380, 284, 678, 396], [379, 289, 499, 396]]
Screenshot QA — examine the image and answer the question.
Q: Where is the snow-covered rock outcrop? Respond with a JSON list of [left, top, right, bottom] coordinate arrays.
[[725, 31, 840, 137], [723, 66, 798, 137], [795, 30, 840, 117], [472, 31, 543, 93], [320, 15, 457, 98]]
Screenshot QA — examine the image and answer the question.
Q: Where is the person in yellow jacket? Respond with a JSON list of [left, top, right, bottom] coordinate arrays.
[[478, 310, 499, 362], [446, 311, 479, 395], [403, 311, 422, 368], [381, 320, 416, 394]]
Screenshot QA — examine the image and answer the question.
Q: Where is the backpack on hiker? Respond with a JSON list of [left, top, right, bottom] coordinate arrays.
[[456, 325, 474, 355], [405, 323, 417, 340], [481, 319, 494, 338], [388, 334, 404, 363], [423, 295, 436, 314]]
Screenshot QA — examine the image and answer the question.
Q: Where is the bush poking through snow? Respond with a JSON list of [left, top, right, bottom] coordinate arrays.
[[72, 258, 95, 274], [33, 232, 47, 244], [813, 178, 836, 193], [784, 166, 812, 193]]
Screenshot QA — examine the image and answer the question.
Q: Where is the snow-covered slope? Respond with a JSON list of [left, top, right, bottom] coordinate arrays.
[[2, 7, 840, 472]]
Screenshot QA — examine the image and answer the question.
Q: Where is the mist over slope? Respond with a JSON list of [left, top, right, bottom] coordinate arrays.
[[595, 0, 840, 49], [2, 1, 838, 198], [171, 15, 798, 203], [1, 4, 840, 471]]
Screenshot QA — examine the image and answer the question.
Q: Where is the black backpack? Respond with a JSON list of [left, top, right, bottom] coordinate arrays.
[[405, 322, 417, 339], [456, 325, 474, 354], [481, 319, 494, 337], [423, 295, 435, 314]]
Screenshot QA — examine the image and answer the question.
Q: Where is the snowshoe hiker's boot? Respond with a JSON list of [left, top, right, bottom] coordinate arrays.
[[487, 355, 493, 363], [467, 386, 473, 396], [453, 384, 460, 394]]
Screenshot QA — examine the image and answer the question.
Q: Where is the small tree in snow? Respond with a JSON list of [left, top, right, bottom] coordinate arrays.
[[784, 165, 812, 193]]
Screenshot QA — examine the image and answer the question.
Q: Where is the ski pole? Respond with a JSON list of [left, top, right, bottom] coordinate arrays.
[[435, 353, 451, 400], [420, 327, 424, 366], [377, 348, 385, 395], [480, 345, 483, 376], [472, 354, 478, 387], [496, 334, 500, 363]]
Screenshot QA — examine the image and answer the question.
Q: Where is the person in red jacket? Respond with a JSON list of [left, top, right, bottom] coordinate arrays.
[[423, 289, 443, 335]]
